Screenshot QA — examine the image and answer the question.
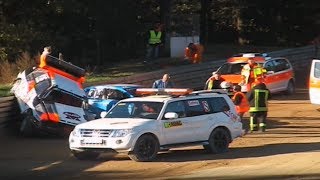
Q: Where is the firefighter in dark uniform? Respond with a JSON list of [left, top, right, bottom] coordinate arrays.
[[246, 77, 270, 132]]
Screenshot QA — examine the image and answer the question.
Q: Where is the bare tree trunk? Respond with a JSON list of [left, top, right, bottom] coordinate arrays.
[[160, 0, 171, 57], [236, 14, 246, 45], [200, 0, 209, 46]]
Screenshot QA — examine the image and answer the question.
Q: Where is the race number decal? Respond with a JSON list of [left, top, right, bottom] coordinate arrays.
[[202, 101, 210, 112], [224, 110, 239, 122], [188, 100, 200, 106], [164, 121, 182, 128], [63, 112, 81, 121], [35, 73, 49, 83]]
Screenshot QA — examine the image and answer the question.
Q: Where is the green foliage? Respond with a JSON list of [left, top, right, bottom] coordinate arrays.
[[0, 0, 319, 66], [0, 84, 12, 97]]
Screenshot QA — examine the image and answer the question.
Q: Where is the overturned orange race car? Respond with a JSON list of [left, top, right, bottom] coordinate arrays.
[[10, 49, 91, 137]]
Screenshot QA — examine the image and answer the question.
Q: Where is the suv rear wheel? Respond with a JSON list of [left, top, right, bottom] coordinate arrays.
[[205, 128, 230, 153], [285, 80, 295, 95], [128, 134, 159, 162]]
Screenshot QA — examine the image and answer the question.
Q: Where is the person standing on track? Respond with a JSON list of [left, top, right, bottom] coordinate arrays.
[[246, 77, 270, 132]]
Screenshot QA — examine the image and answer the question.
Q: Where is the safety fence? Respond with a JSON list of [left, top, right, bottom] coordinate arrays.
[[0, 45, 318, 125]]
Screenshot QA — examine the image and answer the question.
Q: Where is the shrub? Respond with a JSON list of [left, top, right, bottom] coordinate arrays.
[[15, 52, 37, 72], [0, 60, 15, 84], [0, 51, 37, 84]]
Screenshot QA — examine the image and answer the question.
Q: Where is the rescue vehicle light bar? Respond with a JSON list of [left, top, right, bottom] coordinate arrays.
[[190, 89, 228, 95], [135, 88, 193, 96]]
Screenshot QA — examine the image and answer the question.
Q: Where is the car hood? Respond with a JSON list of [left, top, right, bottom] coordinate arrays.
[[75, 118, 151, 129], [221, 74, 243, 84]]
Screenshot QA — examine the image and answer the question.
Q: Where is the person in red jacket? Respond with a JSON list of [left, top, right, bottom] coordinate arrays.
[[232, 85, 250, 118], [184, 43, 204, 64], [232, 85, 250, 132]]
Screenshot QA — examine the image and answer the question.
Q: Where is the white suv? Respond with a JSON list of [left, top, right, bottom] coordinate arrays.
[[69, 89, 243, 162]]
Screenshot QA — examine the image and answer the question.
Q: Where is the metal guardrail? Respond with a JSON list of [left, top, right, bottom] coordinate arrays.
[[1, 45, 318, 125]]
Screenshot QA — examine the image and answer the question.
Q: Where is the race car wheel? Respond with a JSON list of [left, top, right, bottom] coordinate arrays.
[[128, 134, 159, 162], [206, 128, 230, 154], [285, 80, 295, 95], [20, 113, 34, 137], [72, 150, 99, 160]]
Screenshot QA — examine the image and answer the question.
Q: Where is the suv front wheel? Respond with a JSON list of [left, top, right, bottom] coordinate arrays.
[[205, 128, 230, 153], [128, 134, 159, 162]]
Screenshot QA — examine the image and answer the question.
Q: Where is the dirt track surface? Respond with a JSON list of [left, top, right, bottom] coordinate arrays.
[[1, 70, 320, 180]]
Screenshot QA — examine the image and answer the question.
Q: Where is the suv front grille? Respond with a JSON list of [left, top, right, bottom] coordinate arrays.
[[80, 129, 112, 137]]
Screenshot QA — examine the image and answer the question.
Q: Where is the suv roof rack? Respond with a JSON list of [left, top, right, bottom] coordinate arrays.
[[190, 89, 228, 96]]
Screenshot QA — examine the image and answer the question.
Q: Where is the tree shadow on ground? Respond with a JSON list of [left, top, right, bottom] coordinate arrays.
[[151, 141, 320, 163]]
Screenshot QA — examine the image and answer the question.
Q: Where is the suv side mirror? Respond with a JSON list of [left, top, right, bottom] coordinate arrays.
[[164, 112, 178, 119], [100, 111, 107, 118]]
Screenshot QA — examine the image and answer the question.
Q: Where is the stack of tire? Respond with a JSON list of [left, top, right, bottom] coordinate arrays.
[[0, 96, 21, 133]]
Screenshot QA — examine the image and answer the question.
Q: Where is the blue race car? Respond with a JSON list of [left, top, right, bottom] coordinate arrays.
[[84, 84, 142, 118]]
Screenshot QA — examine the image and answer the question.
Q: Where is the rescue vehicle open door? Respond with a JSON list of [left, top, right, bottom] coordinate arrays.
[[309, 59, 320, 105]]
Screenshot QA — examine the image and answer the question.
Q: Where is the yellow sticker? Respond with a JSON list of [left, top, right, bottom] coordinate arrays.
[[164, 121, 182, 128]]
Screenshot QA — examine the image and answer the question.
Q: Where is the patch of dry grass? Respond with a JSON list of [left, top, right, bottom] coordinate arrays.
[[0, 52, 36, 84]]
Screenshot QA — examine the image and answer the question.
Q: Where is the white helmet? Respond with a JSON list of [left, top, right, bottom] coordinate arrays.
[[220, 81, 232, 89]]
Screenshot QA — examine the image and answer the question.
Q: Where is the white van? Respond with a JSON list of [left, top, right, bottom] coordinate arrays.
[[309, 59, 320, 105]]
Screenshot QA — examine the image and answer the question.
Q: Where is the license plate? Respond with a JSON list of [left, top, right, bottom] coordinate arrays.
[[81, 138, 103, 144]]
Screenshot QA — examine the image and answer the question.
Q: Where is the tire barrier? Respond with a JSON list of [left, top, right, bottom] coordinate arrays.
[[0, 96, 20, 126]]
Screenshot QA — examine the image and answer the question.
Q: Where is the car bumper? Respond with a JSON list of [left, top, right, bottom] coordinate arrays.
[[232, 121, 244, 138], [69, 134, 135, 153]]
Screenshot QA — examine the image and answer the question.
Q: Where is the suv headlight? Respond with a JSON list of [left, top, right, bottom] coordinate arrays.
[[71, 128, 81, 137], [112, 129, 132, 137]]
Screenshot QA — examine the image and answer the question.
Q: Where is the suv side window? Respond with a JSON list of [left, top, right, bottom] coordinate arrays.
[[272, 59, 290, 72], [218, 63, 245, 75], [315, 62, 320, 78], [208, 97, 230, 113], [218, 63, 230, 74], [185, 98, 212, 117], [230, 63, 244, 74], [162, 101, 186, 119], [264, 61, 275, 71], [87, 89, 96, 98]]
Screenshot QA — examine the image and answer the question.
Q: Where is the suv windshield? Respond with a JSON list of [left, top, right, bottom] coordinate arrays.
[[218, 63, 246, 75], [218, 62, 264, 75], [106, 101, 163, 119]]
